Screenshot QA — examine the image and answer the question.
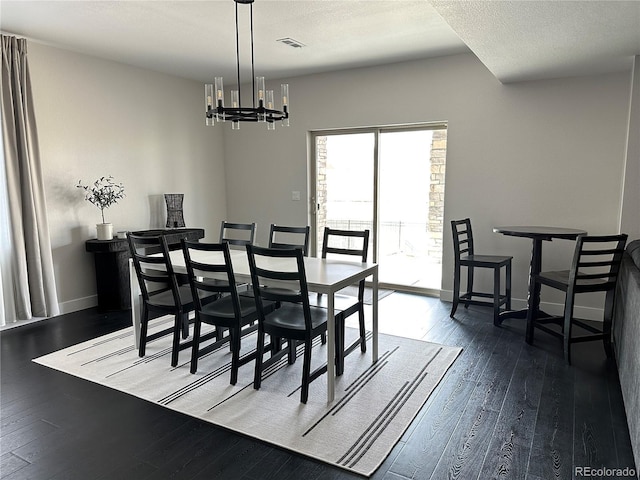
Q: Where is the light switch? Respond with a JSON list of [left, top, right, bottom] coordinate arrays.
[[292, 191, 301, 201]]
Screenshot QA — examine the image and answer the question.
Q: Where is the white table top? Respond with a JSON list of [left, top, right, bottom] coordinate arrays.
[[169, 248, 377, 295]]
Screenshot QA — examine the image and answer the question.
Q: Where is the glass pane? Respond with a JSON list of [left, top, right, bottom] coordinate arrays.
[[315, 133, 374, 257], [378, 129, 445, 289]]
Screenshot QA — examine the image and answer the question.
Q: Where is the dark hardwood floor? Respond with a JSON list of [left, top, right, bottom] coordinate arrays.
[[1, 293, 636, 479]]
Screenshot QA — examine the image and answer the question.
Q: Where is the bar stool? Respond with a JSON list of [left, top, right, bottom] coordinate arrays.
[[451, 218, 512, 325]]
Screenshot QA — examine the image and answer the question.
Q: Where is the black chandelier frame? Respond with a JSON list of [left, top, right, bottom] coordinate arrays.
[[205, 0, 289, 126]]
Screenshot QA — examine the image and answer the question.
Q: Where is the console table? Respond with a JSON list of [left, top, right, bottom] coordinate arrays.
[[85, 228, 204, 311]]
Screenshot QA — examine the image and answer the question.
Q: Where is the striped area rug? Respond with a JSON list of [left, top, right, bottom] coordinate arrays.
[[33, 318, 461, 477]]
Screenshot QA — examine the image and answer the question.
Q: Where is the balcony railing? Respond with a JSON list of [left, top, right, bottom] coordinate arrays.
[[322, 219, 441, 263]]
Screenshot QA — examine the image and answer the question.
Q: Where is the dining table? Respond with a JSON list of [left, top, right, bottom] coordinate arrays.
[[492, 226, 587, 325], [128, 248, 379, 403]]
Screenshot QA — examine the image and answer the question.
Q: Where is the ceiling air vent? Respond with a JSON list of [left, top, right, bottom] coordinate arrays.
[[276, 37, 305, 48]]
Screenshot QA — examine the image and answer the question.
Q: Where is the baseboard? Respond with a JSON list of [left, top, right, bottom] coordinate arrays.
[[439, 290, 604, 322], [59, 295, 98, 314], [1, 295, 98, 331]]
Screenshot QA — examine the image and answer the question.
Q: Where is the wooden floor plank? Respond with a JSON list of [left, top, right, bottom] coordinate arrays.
[[573, 359, 624, 472], [386, 320, 503, 478], [0, 452, 30, 478], [427, 325, 524, 480], [526, 352, 575, 480], [476, 343, 547, 480]]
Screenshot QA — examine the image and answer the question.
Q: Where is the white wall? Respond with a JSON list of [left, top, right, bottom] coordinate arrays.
[[621, 55, 640, 239], [223, 54, 632, 316], [27, 43, 227, 313]]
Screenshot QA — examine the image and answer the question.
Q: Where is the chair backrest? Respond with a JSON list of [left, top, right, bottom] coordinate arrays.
[[321, 227, 369, 300], [127, 233, 180, 306], [321, 227, 370, 262], [268, 224, 310, 255], [181, 240, 241, 314], [246, 245, 314, 331], [451, 218, 475, 262], [568, 234, 628, 293], [219, 221, 256, 248]]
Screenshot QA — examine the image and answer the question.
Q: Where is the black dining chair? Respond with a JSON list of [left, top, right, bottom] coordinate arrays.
[[268, 224, 310, 255], [240, 224, 311, 301], [526, 233, 627, 364], [246, 245, 333, 404], [219, 221, 256, 292], [219, 221, 256, 248], [451, 218, 512, 326], [310, 227, 370, 375], [128, 233, 216, 367], [182, 240, 273, 383]]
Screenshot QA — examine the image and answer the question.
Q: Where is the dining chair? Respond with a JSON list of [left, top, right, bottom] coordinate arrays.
[[268, 224, 310, 255], [451, 218, 512, 326], [182, 240, 273, 383], [127, 233, 216, 367], [526, 233, 628, 364], [219, 221, 256, 293], [240, 224, 311, 301], [246, 244, 333, 404], [311, 227, 370, 375], [219, 221, 256, 248]]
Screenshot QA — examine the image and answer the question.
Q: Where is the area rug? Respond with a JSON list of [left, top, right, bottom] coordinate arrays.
[[33, 318, 461, 477]]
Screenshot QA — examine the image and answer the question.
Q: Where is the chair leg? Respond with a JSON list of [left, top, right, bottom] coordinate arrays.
[[253, 329, 265, 390], [230, 327, 241, 385], [181, 313, 189, 339], [288, 339, 297, 365], [189, 315, 202, 374], [493, 267, 501, 327], [465, 266, 474, 309], [139, 305, 149, 358], [563, 292, 576, 365], [602, 290, 615, 358], [171, 314, 182, 367], [358, 305, 367, 353], [272, 336, 283, 356], [300, 338, 313, 404], [505, 262, 512, 311], [451, 264, 461, 318]]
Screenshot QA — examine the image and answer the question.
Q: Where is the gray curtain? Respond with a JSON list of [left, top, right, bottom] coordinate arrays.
[[1, 34, 59, 321]]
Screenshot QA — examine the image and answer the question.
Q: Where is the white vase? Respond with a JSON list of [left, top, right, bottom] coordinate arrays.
[[96, 223, 113, 240]]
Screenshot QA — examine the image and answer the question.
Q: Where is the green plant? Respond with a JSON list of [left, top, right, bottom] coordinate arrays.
[[77, 176, 125, 224]]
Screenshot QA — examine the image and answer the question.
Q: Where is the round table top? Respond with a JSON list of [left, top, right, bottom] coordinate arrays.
[[493, 226, 587, 240]]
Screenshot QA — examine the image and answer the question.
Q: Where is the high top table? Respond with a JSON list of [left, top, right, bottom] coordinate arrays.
[[493, 226, 586, 324], [129, 248, 379, 403]]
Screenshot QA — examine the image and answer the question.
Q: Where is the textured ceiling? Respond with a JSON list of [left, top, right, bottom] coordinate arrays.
[[430, 0, 640, 83], [0, 1, 468, 82], [1, 0, 639, 84]]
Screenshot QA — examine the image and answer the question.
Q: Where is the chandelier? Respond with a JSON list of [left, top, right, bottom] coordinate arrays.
[[205, 0, 289, 130]]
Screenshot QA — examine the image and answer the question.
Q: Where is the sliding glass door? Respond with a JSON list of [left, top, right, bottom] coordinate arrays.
[[312, 124, 447, 293]]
